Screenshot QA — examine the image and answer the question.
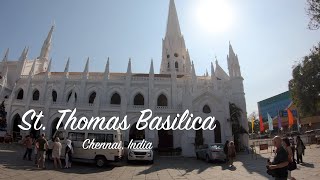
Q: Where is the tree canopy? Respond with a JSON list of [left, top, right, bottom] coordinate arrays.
[[289, 43, 320, 117], [307, 0, 320, 30]]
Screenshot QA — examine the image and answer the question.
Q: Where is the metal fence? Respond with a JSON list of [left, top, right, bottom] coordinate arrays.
[[249, 139, 275, 159]]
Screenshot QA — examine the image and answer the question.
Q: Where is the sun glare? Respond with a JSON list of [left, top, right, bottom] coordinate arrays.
[[196, 0, 233, 33]]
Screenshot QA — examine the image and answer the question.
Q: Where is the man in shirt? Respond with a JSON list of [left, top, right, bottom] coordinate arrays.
[[268, 136, 289, 180], [23, 135, 33, 161], [36, 133, 48, 169]]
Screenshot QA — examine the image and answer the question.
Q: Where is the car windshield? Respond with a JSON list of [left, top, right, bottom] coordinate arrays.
[[210, 144, 223, 149]]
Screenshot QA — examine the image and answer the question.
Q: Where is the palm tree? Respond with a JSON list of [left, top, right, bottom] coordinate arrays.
[[229, 102, 248, 151]]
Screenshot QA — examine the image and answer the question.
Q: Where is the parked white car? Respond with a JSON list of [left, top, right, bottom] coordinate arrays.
[[195, 143, 226, 163], [127, 140, 154, 163]]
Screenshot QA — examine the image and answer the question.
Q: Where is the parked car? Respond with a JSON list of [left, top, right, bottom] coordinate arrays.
[[127, 140, 154, 164], [195, 143, 226, 163]]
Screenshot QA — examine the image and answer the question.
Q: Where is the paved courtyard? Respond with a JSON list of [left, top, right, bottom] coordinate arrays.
[[0, 143, 319, 180]]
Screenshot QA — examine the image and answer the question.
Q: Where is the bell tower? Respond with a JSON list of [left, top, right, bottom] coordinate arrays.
[[160, 0, 191, 75]]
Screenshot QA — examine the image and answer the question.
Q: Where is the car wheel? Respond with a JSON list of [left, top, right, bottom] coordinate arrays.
[[96, 156, 106, 167], [206, 155, 210, 163]]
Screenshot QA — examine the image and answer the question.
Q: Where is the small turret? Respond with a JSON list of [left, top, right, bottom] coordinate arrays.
[[39, 25, 54, 60], [19, 47, 28, 62], [104, 57, 110, 80], [211, 62, 215, 77], [127, 58, 132, 74], [2, 48, 9, 63], [64, 58, 70, 78], [0, 49, 9, 73], [83, 57, 89, 79], [149, 59, 154, 75]]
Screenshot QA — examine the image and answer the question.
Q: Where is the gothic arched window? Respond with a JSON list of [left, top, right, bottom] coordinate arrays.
[[32, 90, 40, 101], [110, 93, 121, 105], [134, 93, 144, 105], [89, 92, 96, 104], [203, 105, 211, 114], [17, 89, 24, 100], [157, 94, 168, 106], [67, 91, 77, 103], [52, 90, 57, 102]]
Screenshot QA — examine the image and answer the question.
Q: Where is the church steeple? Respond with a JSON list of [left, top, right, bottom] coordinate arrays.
[[160, 0, 191, 75], [227, 42, 241, 78], [166, 0, 181, 38], [40, 25, 54, 60]]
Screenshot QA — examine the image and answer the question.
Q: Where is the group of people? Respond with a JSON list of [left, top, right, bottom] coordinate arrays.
[[223, 140, 236, 167], [267, 135, 306, 180], [22, 133, 74, 169]]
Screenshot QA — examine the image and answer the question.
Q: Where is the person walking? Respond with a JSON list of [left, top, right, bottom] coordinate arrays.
[[228, 141, 236, 167], [282, 138, 296, 180], [34, 141, 38, 165], [35, 133, 48, 169], [289, 135, 295, 161], [267, 136, 289, 180], [296, 136, 305, 164], [65, 139, 73, 169], [52, 137, 62, 169], [22, 135, 33, 161], [223, 140, 229, 162]]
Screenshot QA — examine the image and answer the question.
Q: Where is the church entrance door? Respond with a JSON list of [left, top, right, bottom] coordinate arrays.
[[158, 129, 173, 148], [129, 122, 145, 141]]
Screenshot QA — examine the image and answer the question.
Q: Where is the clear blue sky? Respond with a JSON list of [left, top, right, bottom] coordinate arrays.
[[0, 0, 319, 117]]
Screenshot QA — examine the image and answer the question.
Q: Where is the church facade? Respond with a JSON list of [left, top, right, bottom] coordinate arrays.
[[0, 0, 248, 157]]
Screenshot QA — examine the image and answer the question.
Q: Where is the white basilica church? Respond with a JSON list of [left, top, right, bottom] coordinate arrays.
[[0, 0, 248, 156]]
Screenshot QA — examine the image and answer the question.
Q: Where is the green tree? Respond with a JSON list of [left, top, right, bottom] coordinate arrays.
[[229, 103, 248, 151], [307, 0, 320, 30], [289, 43, 320, 117]]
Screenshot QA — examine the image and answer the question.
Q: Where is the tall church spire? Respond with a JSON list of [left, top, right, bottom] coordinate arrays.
[[166, 0, 181, 38], [227, 42, 241, 78], [40, 25, 54, 60], [160, 0, 191, 75]]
